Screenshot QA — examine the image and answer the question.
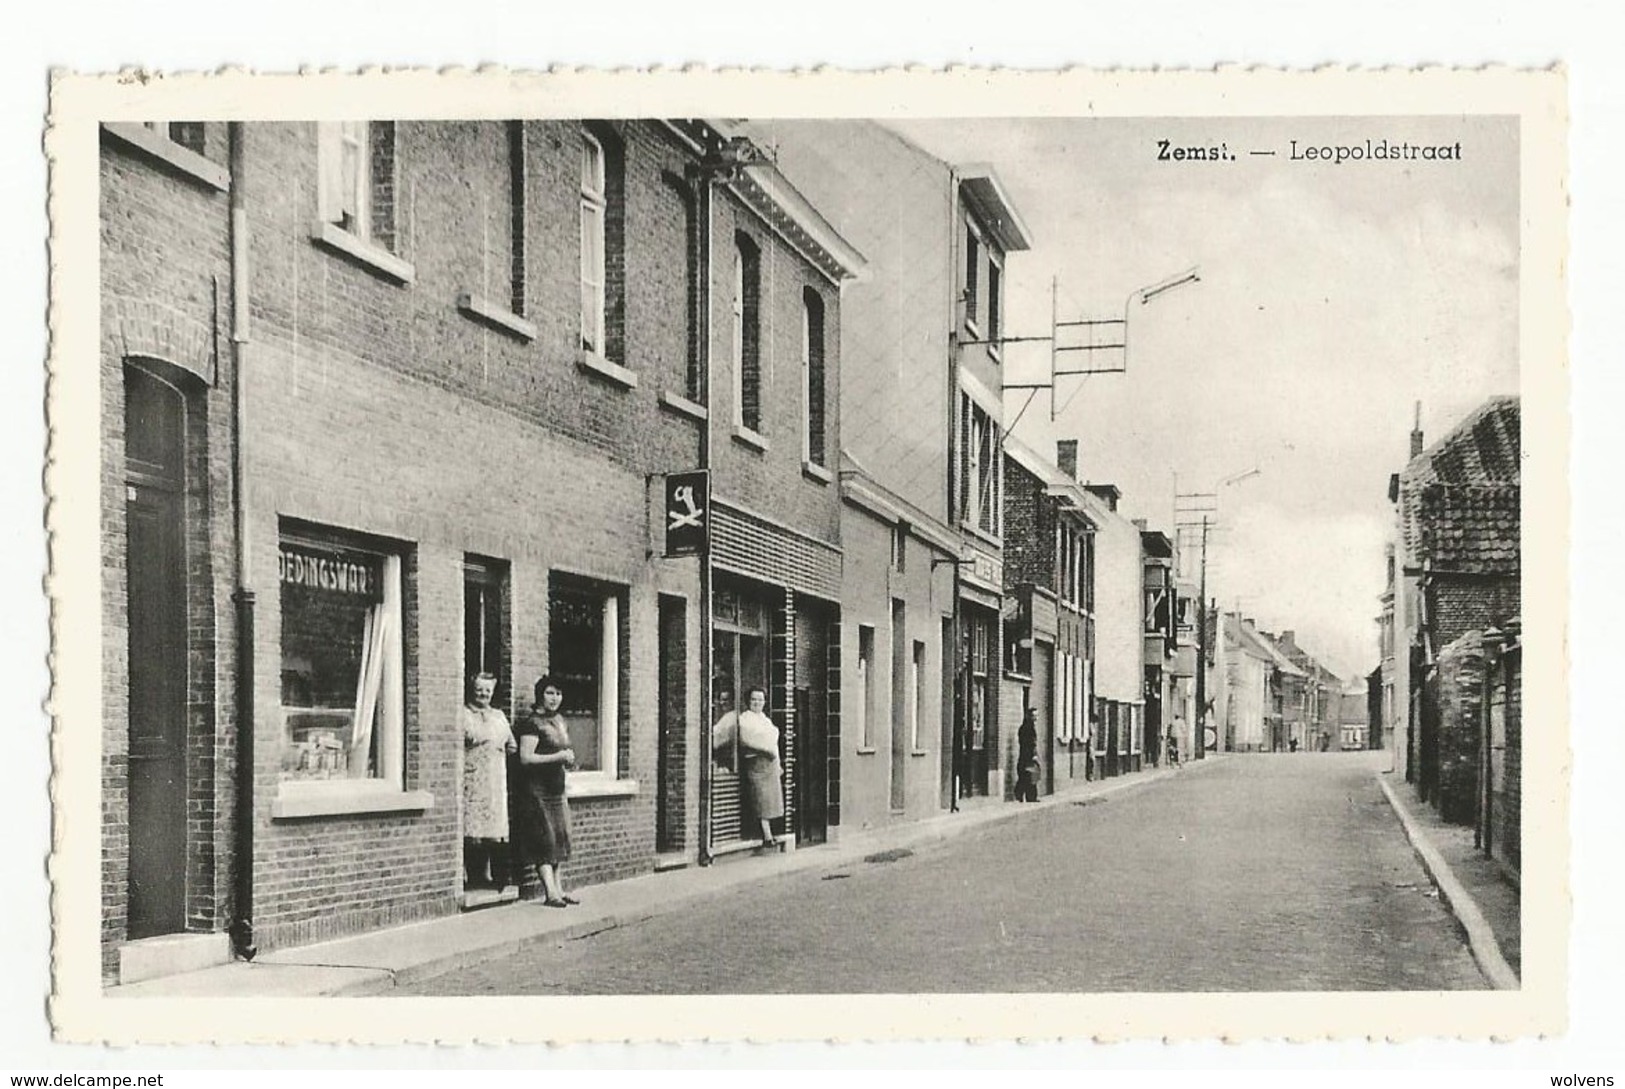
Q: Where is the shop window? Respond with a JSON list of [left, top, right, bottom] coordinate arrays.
[[548, 575, 627, 779], [968, 616, 991, 750], [318, 121, 397, 252], [278, 533, 404, 789]]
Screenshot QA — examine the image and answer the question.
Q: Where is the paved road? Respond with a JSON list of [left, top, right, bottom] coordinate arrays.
[[403, 752, 1487, 994]]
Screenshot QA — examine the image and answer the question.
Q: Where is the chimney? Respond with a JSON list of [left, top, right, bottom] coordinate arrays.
[[1056, 439, 1078, 479], [1084, 483, 1120, 511], [1282, 630, 1296, 647], [1409, 400, 1424, 459]]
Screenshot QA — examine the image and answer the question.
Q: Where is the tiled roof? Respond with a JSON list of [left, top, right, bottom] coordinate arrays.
[[1418, 483, 1521, 574], [1398, 397, 1520, 565]]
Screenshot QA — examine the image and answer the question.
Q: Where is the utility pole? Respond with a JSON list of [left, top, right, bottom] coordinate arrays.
[[1193, 514, 1210, 760]]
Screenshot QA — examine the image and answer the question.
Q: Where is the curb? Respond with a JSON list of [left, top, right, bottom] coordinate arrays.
[[1376, 774, 1519, 990], [328, 761, 1199, 995]]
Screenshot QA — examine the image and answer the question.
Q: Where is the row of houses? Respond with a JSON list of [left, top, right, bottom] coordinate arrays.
[[99, 116, 1303, 984], [1377, 397, 1522, 875]]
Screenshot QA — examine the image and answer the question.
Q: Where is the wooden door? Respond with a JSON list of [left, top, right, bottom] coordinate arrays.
[[125, 369, 188, 940]]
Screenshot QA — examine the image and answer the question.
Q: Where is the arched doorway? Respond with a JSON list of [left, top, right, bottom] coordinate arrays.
[[124, 366, 189, 939]]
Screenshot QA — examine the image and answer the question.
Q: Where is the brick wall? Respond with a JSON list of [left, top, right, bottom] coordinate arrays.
[[1430, 577, 1520, 650], [100, 123, 238, 980], [1433, 631, 1485, 827]]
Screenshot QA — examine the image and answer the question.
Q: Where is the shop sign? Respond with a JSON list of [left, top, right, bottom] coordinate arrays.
[[664, 470, 710, 558], [279, 543, 381, 600], [965, 548, 1001, 589]]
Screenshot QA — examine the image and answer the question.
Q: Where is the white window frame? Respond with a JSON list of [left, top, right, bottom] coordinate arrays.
[[987, 250, 1004, 358], [317, 121, 373, 240], [580, 132, 607, 356], [857, 624, 876, 750], [911, 640, 925, 751], [550, 585, 622, 784], [273, 540, 427, 818], [964, 222, 982, 336]]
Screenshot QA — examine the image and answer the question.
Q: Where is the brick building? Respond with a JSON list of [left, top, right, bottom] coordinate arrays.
[[1387, 396, 1520, 814], [1001, 435, 1101, 797], [99, 118, 861, 982], [740, 121, 1032, 818], [1141, 526, 1177, 767]]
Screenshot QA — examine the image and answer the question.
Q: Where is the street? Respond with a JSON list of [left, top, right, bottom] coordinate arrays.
[[401, 753, 1487, 994]]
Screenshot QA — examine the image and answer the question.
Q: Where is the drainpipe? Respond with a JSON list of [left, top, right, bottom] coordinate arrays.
[[226, 121, 257, 961], [946, 166, 963, 813], [693, 161, 715, 866]]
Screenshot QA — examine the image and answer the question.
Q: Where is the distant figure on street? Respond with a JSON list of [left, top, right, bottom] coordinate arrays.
[[1166, 719, 1181, 766], [460, 672, 516, 890], [714, 685, 784, 848], [513, 674, 576, 908], [1289, 736, 1299, 753], [1015, 708, 1040, 802]]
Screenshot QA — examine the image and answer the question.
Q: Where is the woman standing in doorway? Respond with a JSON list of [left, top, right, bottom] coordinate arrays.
[[727, 685, 784, 848], [460, 672, 517, 889], [513, 675, 577, 907]]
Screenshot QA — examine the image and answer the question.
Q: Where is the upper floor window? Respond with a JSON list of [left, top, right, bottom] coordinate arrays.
[[507, 121, 527, 318], [961, 396, 1001, 537], [580, 132, 607, 354], [145, 121, 205, 156], [802, 288, 827, 466], [964, 225, 982, 333], [987, 254, 1003, 355], [318, 121, 397, 252], [733, 234, 762, 434]]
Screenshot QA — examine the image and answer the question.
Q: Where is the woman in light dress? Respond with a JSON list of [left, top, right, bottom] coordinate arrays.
[[460, 672, 517, 889], [714, 685, 784, 848]]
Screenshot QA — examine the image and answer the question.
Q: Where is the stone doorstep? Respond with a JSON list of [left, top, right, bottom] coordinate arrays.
[[117, 930, 233, 986]]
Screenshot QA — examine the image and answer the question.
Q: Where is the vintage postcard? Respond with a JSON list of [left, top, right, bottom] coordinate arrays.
[[45, 66, 1567, 1044]]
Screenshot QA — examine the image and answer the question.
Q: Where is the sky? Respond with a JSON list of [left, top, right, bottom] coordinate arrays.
[[892, 116, 1520, 679]]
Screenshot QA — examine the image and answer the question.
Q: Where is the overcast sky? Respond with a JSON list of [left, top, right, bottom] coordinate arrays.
[[890, 115, 1520, 679]]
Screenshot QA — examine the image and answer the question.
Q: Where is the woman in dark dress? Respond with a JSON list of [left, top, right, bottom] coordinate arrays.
[[1015, 707, 1040, 802], [513, 675, 577, 907]]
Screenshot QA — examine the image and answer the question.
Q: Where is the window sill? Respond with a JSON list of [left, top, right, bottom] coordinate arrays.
[[802, 461, 833, 485], [102, 123, 230, 191], [271, 785, 435, 820], [732, 425, 769, 453], [310, 221, 415, 285], [855, 746, 878, 756], [457, 292, 536, 342], [659, 390, 708, 423], [1003, 670, 1034, 683], [963, 319, 982, 342], [577, 350, 638, 390], [911, 749, 931, 758], [961, 522, 1003, 550], [567, 776, 641, 800]]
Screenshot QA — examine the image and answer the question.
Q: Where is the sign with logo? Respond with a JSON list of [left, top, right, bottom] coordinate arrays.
[[664, 470, 710, 558]]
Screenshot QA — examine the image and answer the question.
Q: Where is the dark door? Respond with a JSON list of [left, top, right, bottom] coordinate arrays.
[[125, 369, 188, 940], [888, 600, 906, 813], [656, 595, 686, 854], [794, 605, 829, 846]]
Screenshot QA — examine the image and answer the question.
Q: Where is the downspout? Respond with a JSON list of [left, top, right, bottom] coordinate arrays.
[[226, 121, 257, 961], [946, 166, 962, 813], [694, 163, 716, 866]]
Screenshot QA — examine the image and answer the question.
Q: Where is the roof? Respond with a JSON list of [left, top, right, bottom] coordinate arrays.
[[957, 164, 1034, 253], [1398, 397, 1520, 566], [1418, 482, 1521, 574], [1225, 615, 1308, 676]]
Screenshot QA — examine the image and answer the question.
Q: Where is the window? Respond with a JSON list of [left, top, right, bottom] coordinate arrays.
[[964, 225, 981, 333], [548, 576, 627, 779], [961, 397, 1002, 537], [857, 625, 876, 749], [987, 254, 1003, 354], [911, 641, 926, 751], [144, 121, 205, 155], [278, 533, 404, 789], [733, 234, 762, 433], [580, 132, 607, 354], [891, 522, 908, 573], [802, 288, 827, 466], [319, 121, 396, 250], [508, 121, 527, 317], [967, 615, 992, 750]]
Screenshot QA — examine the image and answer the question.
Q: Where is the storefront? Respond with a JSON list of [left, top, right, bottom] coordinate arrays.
[[707, 501, 841, 853]]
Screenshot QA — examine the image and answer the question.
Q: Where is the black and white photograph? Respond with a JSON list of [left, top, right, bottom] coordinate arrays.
[[41, 66, 1568, 1046]]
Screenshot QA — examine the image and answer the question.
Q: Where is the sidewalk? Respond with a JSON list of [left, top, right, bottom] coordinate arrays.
[[110, 757, 1201, 998], [1377, 770, 1521, 989]]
